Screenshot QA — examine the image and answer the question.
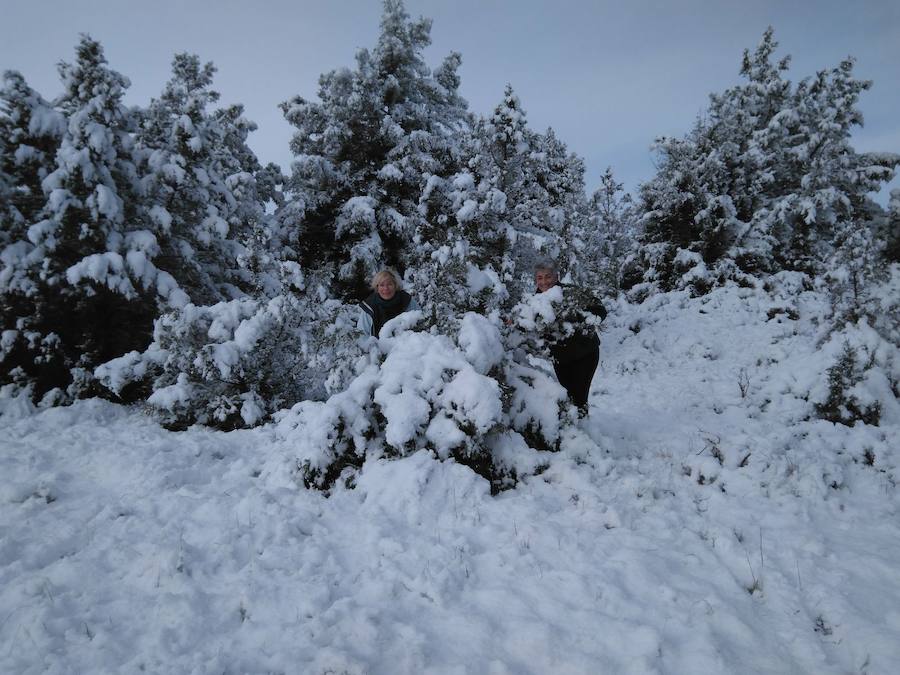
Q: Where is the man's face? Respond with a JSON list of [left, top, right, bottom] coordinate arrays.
[[535, 269, 557, 293]]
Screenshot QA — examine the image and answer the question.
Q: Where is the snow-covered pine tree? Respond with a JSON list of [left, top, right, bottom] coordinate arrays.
[[96, 279, 351, 431], [408, 86, 592, 329], [0, 71, 67, 396], [632, 28, 898, 296], [91, 52, 297, 426], [1, 36, 167, 401], [459, 85, 589, 302], [135, 53, 274, 304], [533, 126, 593, 287], [769, 58, 895, 275], [408, 104, 513, 328], [814, 341, 881, 427], [887, 189, 900, 264], [476, 86, 552, 295], [636, 114, 735, 295], [822, 201, 886, 327], [0, 72, 65, 248], [585, 167, 640, 292], [278, 0, 471, 300]]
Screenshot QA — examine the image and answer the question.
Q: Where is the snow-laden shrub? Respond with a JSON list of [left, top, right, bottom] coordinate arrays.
[[509, 284, 604, 354], [96, 290, 357, 429], [814, 341, 882, 427], [758, 272, 897, 427], [869, 264, 900, 349], [504, 285, 603, 444], [277, 310, 574, 493]]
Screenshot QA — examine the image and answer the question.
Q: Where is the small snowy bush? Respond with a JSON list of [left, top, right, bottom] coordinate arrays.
[[281, 312, 498, 488], [97, 289, 356, 429], [278, 310, 575, 493], [859, 263, 900, 349], [815, 341, 882, 427]]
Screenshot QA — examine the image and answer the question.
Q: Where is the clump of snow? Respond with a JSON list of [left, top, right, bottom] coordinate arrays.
[[457, 312, 504, 374], [464, 264, 503, 297], [377, 163, 403, 181], [511, 283, 560, 330], [147, 371, 193, 409], [65, 249, 189, 309], [148, 205, 173, 231], [338, 195, 377, 234], [455, 198, 478, 223]]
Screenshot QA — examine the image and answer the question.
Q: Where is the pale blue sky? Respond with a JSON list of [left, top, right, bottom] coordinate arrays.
[[2, 0, 898, 201]]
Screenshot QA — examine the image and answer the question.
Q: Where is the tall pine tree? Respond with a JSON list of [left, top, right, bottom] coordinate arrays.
[[136, 53, 272, 304], [1, 36, 156, 400], [0, 71, 67, 396], [278, 0, 470, 299], [634, 28, 898, 293], [585, 167, 640, 292], [0, 71, 65, 249]]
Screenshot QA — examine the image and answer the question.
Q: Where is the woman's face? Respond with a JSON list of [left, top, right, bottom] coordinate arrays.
[[376, 277, 397, 300], [535, 269, 557, 293]]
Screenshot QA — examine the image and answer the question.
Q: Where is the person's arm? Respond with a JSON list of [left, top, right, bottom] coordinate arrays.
[[587, 296, 607, 322], [568, 285, 606, 323], [562, 287, 606, 333], [358, 306, 374, 336]]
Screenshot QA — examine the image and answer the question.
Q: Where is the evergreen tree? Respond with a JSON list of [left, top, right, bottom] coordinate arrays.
[[407, 86, 591, 325], [633, 28, 898, 294], [0, 71, 65, 248], [136, 53, 272, 304], [815, 341, 881, 427], [278, 0, 470, 299], [460, 86, 589, 300], [0, 71, 67, 397], [1, 36, 157, 400], [585, 167, 640, 292], [535, 127, 592, 280], [884, 189, 900, 264]]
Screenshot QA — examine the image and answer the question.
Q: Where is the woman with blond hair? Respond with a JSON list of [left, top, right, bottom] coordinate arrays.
[[357, 269, 420, 337]]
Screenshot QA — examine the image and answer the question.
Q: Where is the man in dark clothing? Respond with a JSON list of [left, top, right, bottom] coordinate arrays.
[[535, 263, 606, 415], [358, 269, 420, 337]]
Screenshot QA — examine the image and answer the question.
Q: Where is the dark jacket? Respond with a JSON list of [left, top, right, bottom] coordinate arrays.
[[360, 290, 414, 337], [543, 284, 607, 365]]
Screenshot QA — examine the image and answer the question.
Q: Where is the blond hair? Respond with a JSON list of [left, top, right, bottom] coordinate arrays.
[[370, 268, 401, 291]]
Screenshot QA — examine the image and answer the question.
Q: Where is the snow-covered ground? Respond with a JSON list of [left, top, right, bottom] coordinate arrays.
[[2, 283, 898, 674]]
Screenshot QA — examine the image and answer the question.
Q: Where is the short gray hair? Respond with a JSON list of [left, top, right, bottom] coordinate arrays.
[[534, 259, 558, 276]]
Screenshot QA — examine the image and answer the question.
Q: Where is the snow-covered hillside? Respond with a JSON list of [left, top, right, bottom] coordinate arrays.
[[2, 282, 898, 674]]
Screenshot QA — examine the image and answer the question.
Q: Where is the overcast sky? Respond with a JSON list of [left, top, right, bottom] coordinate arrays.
[[2, 0, 898, 202]]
